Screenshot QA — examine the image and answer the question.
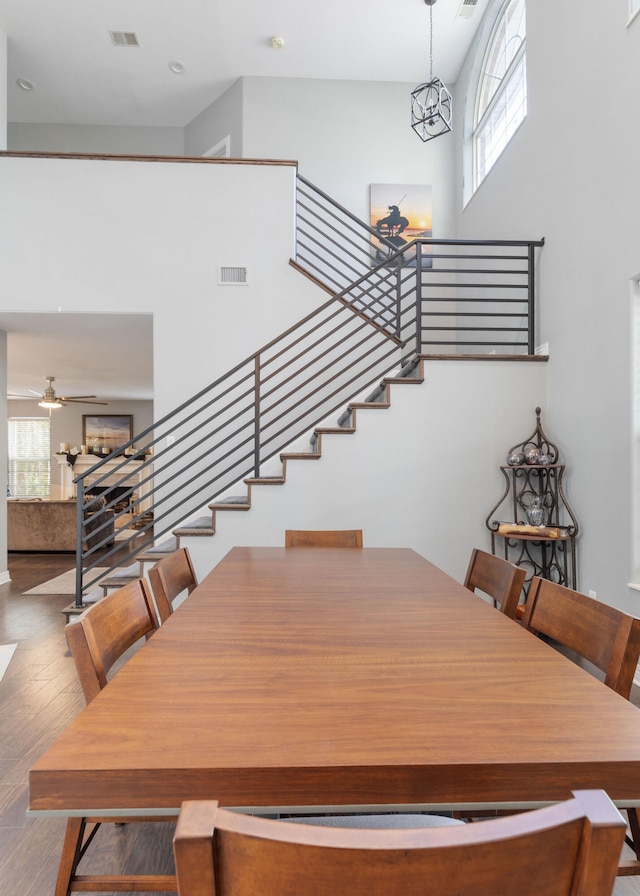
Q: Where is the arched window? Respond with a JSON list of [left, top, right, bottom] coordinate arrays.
[[473, 0, 527, 190]]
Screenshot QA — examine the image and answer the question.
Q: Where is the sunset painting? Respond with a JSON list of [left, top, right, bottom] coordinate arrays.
[[369, 183, 433, 267]]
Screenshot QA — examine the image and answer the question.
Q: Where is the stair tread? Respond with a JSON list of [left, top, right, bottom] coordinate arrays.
[[209, 501, 251, 510], [280, 452, 321, 460], [100, 575, 138, 589], [136, 537, 179, 561], [98, 563, 140, 589], [173, 515, 215, 535], [315, 426, 356, 434], [349, 402, 391, 410], [244, 477, 285, 485], [382, 376, 424, 384]]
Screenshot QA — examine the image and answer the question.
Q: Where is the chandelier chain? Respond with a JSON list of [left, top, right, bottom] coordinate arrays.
[[429, 2, 433, 83]]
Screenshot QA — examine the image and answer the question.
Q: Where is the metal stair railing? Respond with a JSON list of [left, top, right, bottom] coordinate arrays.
[[73, 175, 543, 606], [297, 174, 544, 354], [73, 286, 409, 605]]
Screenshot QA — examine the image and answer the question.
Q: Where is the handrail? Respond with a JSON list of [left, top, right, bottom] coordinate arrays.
[[73, 174, 544, 606]]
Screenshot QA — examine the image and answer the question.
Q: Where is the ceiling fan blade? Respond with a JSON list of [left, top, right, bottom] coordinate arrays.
[[62, 398, 109, 405], [58, 394, 97, 400]]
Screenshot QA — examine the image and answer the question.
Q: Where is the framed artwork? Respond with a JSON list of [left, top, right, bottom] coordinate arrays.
[[83, 414, 133, 455], [369, 183, 433, 267]]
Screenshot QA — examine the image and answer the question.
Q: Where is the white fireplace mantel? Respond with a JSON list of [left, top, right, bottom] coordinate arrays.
[[55, 454, 152, 513]]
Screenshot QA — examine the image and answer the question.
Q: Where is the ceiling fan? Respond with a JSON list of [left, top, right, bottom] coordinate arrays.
[[14, 376, 108, 409]]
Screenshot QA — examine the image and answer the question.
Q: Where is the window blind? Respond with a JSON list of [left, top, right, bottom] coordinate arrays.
[[8, 418, 51, 498]]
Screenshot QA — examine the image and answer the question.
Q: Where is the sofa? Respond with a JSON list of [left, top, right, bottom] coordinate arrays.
[[7, 499, 115, 552]]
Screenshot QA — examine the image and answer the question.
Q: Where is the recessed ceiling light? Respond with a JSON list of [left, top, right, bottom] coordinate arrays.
[[168, 60, 185, 74], [16, 78, 35, 91]]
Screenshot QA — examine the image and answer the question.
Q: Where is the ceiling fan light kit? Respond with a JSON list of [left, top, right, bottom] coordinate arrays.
[[31, 376, 108, 409]]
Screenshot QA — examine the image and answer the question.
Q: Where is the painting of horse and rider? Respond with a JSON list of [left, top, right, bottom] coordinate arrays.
[[369, 183, 433, 267]]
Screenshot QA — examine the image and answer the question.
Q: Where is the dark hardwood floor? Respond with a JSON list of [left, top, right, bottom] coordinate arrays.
[[2, 551, 640, 895], [0, 551, 175, 895]]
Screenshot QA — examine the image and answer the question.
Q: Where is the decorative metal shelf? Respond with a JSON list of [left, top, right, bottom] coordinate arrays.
[[486, 408, 579, 593]]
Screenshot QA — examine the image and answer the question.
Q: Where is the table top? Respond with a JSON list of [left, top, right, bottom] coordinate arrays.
[[29, 546, 640, 814]]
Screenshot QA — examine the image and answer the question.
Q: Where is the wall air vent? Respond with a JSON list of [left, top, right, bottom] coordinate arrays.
[[219, 266, 248, 285], [109, 31, 140, 47], [457, 0, 478, 18]]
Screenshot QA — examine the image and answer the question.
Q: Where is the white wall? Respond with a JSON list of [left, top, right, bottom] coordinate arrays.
[[455, 0, 640, 610], [0, 331, 6, 579], [8, 123, 184, 155], [0, 26, 6, 151], [183, 359, 547, 585], [0, 157, 323, 422], [185, 78, 243, 158], [238, 77, 457, 238]]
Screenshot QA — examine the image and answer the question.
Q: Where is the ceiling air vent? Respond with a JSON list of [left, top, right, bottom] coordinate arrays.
[[109, 31, 140, 47], [219, 266, 248, 285], [457, 0, 478, 18]]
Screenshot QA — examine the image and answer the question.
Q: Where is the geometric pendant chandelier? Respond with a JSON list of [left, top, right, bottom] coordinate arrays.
[[410, 0, 453, 142]]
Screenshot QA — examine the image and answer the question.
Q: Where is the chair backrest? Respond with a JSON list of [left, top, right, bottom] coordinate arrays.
[[65, 578, 159, 704], [173, 790, 625, 896], [463, 548, 526, 619], [285, 529, 363, 548], [148, 547, 198, 624], [522, 576, 640, 698]]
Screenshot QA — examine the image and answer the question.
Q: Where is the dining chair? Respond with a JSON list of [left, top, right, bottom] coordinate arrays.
[[173, 790, 625, 896], [59, 579, 175, 895], [463, 548, 526, 619], [148, 546, 198, 624], [522, 576, 640, 699], [285, 529, 363, 548], [522, 576, 640, 874]]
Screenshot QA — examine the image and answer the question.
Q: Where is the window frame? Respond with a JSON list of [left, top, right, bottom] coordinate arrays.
[[8, 417, 52, 499], [472, 0, 527, 193]]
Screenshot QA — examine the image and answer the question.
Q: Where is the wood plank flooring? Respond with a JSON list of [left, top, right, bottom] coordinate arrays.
[[0, 552, 175, 895], [2, 550, 640, 895]]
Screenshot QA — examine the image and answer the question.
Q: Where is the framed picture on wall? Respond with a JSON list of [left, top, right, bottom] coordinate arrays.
[[83, 415, 133, 456], [369, 183, 433, 268]]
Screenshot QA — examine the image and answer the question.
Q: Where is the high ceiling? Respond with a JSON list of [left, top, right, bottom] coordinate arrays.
[[0, 0, 488, 402], [1, 0, 488, 129]]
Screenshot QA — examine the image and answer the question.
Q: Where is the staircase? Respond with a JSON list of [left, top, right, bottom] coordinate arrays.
[[68, 173, 544, 611]]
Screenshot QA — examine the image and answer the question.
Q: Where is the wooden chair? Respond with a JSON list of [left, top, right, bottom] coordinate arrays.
[[463, 548, 526, 619], [148, 546, 198, 624], [285, 529, 363, 548], [59, 579, 175, 895], [522, 576, 640, 699], [173, 790, 625, 896], [522, 576, 640, 875]]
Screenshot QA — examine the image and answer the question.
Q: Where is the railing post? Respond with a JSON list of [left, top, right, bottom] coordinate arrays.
[[75, 479, 84, 608], [254, 354, 261, 478], [395, 253, 403, 341], [528, 241, 536, 355], [415, 241, 423, 355]]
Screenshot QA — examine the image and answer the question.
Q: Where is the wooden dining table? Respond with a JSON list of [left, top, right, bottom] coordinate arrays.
[[29, 546, 640, 817]]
